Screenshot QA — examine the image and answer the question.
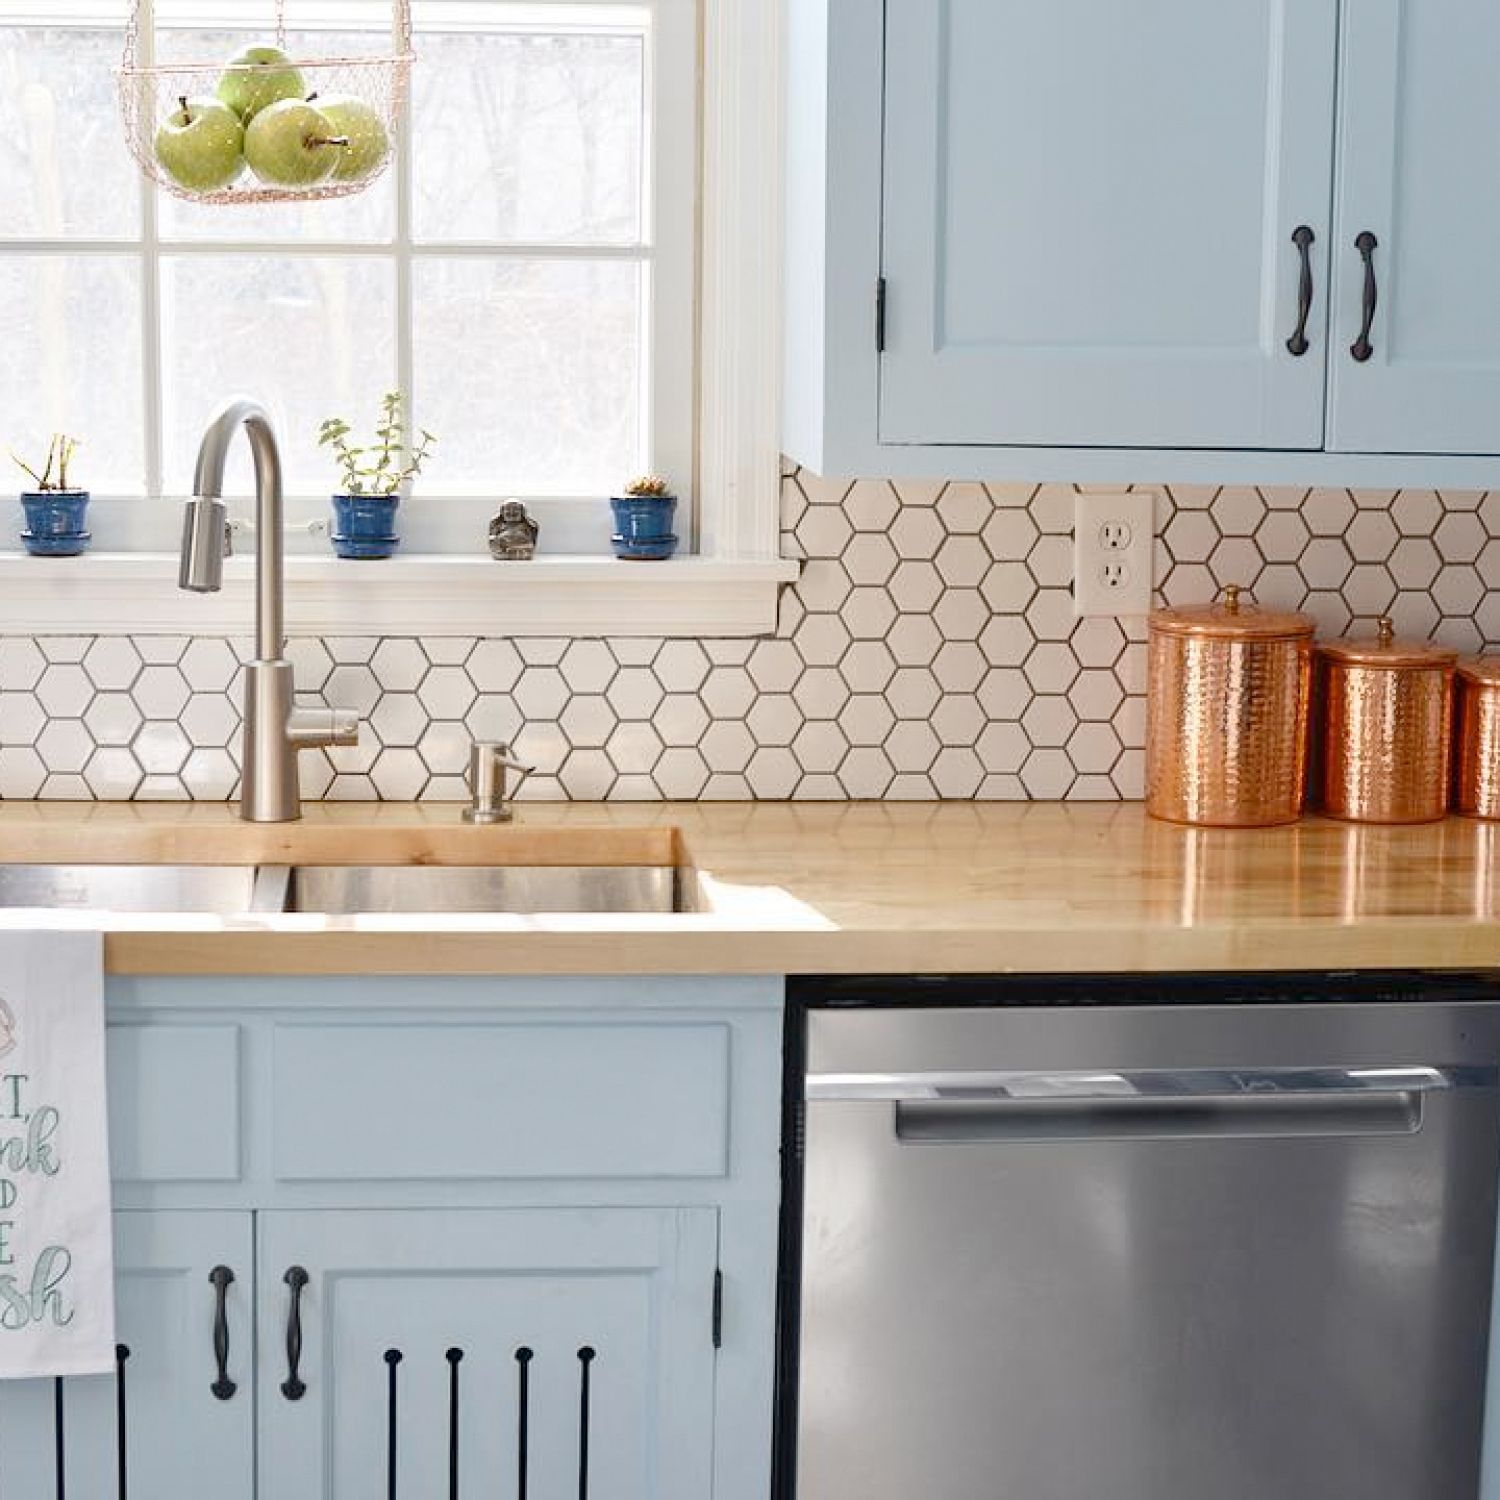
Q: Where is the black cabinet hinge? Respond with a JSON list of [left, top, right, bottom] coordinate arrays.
[[875, 277, 887, 353], [712, 1268, 724, 1349]]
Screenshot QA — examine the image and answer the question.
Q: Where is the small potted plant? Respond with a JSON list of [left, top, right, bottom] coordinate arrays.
[[610, 474, 678, 560], [10, 434, 89, 556], [316, 392, 436, 559]]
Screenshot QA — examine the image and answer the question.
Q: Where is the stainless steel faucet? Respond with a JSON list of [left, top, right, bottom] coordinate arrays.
[[178, 397, 360, 823]]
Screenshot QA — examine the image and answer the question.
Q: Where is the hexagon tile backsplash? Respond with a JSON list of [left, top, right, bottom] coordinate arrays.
[[1, 475, 1498, 803]]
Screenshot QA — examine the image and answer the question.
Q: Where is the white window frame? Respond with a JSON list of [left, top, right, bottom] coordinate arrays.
[[0, 0, 794, 636]]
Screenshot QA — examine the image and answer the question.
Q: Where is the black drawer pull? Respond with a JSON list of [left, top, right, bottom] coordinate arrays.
[[1350, 230, 1379, 362], [280, 1266, 309, 1401], [209, 1266, 236, 1400], [1286, 224, 1315, 356]]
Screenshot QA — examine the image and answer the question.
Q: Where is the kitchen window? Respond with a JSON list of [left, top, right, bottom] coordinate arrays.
[[0, 0, 790, 635]]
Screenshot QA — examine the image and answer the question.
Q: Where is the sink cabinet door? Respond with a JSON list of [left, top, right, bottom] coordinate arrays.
[[258, 1207, 719, 1500], [0, 1211, 254, 1500]]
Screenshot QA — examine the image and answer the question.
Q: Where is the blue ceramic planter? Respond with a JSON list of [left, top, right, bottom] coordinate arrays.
[[609, 494, 678, 561], [19, 490, 90, 557], [330, 493, 400, 560]]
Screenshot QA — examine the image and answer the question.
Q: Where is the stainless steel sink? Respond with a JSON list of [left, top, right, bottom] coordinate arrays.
[[0, 864, 269, 914], [277, 864, 686, 915]]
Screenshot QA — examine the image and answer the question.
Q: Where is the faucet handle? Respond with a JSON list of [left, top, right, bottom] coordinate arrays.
[[179, 496, 229, 593], [464, 741, 533, 824]]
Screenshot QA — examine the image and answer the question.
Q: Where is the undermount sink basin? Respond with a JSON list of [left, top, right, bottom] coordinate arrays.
[[0, 864, 272, 914], [277, 864, 688, 916]]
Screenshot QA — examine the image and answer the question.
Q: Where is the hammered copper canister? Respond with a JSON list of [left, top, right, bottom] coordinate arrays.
[[1453, 657, 1500, 819], [1317, 618, 1457, 824], [1146, 585, 1316, 827]]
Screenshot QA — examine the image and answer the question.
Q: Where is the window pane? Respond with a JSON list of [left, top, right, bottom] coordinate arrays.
[[160, 255, 396, 494], [152, 27, 395, 243], [414, 256, 642, 494], [413, 30, 644, 244], [0, 256, 144, 491], [0, 27, 140, 239]]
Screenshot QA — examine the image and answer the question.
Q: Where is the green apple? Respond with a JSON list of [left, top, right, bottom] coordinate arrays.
[[313, 93, 390, 182], [243, 98, 348, 187], [216, 44, 305, 122], [154, 94, 244, 193]]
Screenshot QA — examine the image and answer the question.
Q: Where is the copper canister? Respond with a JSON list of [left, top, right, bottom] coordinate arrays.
[[1454, 658, 1500, 819], [1145, 585, 1316, 827], [1317, 618, 1457, 824]]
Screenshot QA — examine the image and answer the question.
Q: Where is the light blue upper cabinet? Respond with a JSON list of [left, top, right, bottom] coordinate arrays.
[[783, 0, 1500, 485], [1328, 0, 1500, 455], [879, 0, 1337, 451]]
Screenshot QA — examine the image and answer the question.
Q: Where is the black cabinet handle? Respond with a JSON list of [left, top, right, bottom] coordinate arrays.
[[1350, 230, 1379, 362], [209, 1265, 236, 1401], [281, 1266, 309, 1401], [1286, 225, 1315, 356]]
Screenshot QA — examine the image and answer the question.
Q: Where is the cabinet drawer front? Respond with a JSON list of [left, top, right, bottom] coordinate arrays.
[[272, 1022, 731, 1181], [108, 1024, 241, 1182]]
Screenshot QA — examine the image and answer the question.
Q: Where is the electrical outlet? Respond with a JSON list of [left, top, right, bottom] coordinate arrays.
[[1073, 490, 1156, 617]]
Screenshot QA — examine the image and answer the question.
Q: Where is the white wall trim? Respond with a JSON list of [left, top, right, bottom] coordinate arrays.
[[0, 553, 798, 638]]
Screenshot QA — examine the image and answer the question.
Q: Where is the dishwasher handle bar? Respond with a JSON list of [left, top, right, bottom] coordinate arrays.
[[806, 1064, 1492, 1104]]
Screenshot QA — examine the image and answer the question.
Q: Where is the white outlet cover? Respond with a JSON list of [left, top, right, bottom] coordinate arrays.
[[1073, 490, 1157, 617]]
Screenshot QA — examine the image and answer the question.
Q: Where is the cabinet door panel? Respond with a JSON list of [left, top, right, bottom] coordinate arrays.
[[259, 1207, 717, 1500], [1329, 0, 1500, 454], [880, 0, 1337, 449], [0, 1212, 253, 1500]]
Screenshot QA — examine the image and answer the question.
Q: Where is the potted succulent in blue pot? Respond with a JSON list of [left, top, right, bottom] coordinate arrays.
[[317, 392, 436, 559], [610, 474, 678, 560], [11, 434, 89, 556]]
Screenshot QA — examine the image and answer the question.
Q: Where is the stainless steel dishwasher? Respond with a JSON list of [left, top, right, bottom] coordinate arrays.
[[778, 974, 1500, 1500]]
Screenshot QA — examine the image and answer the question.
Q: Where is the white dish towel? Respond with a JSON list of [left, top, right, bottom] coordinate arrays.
[[0, 932, 114, 1377]]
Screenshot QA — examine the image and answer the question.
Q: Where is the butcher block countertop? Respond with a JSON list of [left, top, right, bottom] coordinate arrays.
[[0, 800, 1494, 976]]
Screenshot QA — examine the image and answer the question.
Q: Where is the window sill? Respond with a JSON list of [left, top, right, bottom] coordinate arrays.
[[0, 552, 801, 639]]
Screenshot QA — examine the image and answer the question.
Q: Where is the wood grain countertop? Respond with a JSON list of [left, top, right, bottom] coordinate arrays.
[[0, 800, 1494, 976]]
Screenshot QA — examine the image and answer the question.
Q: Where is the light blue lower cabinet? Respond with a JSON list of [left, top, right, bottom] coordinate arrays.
[[0, 1211, 255, 1499]]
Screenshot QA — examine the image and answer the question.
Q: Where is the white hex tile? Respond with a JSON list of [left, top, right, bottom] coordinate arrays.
[[796, 614, 853, 668], [886, 667, 941, 721], [799, 505, 854, 559], [417, 721, 471, 776], [980, 560, 1038, 613], [560, 695, 617, 749], [1029, 589, 1077, 642], [890, 508, 945, 560], [605, 721, 664, 776], [929, 588, 987, 641], [37, 664, 93, 718], [1252, 563, 1305, 611], [39, 774, 91, 800], [325, 637, 379, 665], [1069, 617, 1125, 669], [654, 640, 711, 694], [39, 637, 88, 664], [798, 472, 854, 508], [1476, 594, 1500, 644], [417, 665, 478, 720], [701, 720, 756, 774], [976, 773, 1027, 800], [1350, 488, 1396, 510], [371, 693, 427, 747], [747, 694, 802, 747], [1112, 748, 1146, 798], [930, 747, 984, 798], [1031, 485, 1076, 534], [1024, 642, 1081, 694], [838, 746, 895, 799], [844, 586, 899, 641], [371, 748, 429, 801], [842, 533, 898, 587], [796, 559, 853, 614], [984, 482, 1039, 509], [981, 508, 1040, 563], [747, 639, 801, 694], [1341, 564, 1397, 617], [1301, 590, 1354, 637], [884, 720, 939, 774], [1433, 566, 1484, 617], [84, 746, 142, 800], [1066, 722, 1122, 775], [1070, 774, 1119, 801], [0, 746, 45, 797], [465, 694, 522, 744], [1020, 747, 1076, 799], [1440, 617, 1485, 654], [518, 638, 568, 666], [1114, 642, 1148, 695], [1161, 562, 1216, 606], [884, 773, 938, 800], [1069, 669, 1125, 722], [1164, 510, 1218, 564], [888, 614, 942, 667], [422, 775, 470, 802], [36, 718, 93, 773], [178, 693, 234, 748], [780, 479, 809, 534], [325, 773, 378, 802], [1207, 536, 1261, 587], [1392, 490, 1442, 536], [978, 667, 1031, 721], [137, 774, 189, 801], [654, 747, 710, 798], [1165, 484, 1216, 511], [1298, 538, 1354, 591], [839, 693, 897, 748], [1255, 511, 1311, 563], [840, 640, 898, 697], [370, 639, 429, 693], [936, 483, 991, 535], [611, 774, 660, 801], [133, 720, 191, 776], [513, 667, 570, 721], [932, 641, 986, 693], [1114, 694, 1147, 749], [136, 637, 189, 665], [324, 664, 383, 718], [514, 720, 569, 776], [792, 667, 850, 720], [931, 695, 983, 747], [1434, 513, 1487, 564], [1026, 534, 1073, 589], [1387, 591, 1441, 639], [1213, 486, 1266, 537], [1479, 541, 1500, 590], [934, 535, 990, 588], [845, 480, 900, 532], [973, 722, 1029, 776], [284, 638, 333, 693], [83, 638, 142, 692], [0, 640, 45, 691], [1345, 511, 1398, 562], [606, 667, 664, 721], [427, 639, 475, 667], [701, 665, 756, 718], [0, 692, 44, 746], [791, 720, 848, 775], [178, 639, 237, 694], [889, 560, 944, 615], [1021, 695, 1077, 748], [559, 641, 616, 695], [1388, 537, 1441, 590], [744, 747, 799, 799], [466, 641, 524, 694], [656, 694, 710, 748], [1304, 488, 1356, 537], [978, 615, 1034, 667], [780, 592, 807, 640], [325, 736, 380, 775]]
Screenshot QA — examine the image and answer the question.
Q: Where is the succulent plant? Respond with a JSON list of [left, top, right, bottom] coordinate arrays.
[[9, 433, 81, 492], [622, 474, 672, 498]]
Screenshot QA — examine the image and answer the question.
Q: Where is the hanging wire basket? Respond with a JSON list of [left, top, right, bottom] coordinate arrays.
[[116, 0, 414, 205]]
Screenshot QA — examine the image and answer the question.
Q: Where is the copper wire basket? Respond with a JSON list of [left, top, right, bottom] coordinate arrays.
[[116, 0, 414, 205]]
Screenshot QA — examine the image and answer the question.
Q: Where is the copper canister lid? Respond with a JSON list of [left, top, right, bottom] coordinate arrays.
[[1149, 584, 1315, 641], [1457, 656, 1500, 686], [1317, 616, 1458, 669]]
